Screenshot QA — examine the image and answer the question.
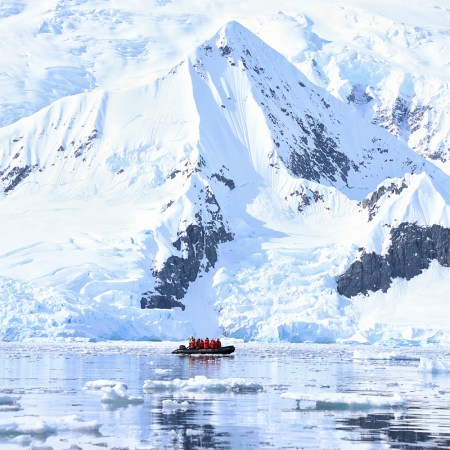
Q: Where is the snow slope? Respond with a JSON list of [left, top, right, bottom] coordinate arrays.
[[0, 1, 450, 344], [1, 1, 448, 168]]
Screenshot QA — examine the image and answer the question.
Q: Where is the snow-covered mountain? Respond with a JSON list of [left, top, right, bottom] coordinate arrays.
[[1, 1, 450, 344]]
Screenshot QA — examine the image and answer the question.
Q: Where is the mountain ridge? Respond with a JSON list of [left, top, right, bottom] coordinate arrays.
[[0, 18, 449, 343]]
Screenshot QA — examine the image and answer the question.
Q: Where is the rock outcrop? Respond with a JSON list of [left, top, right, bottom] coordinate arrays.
[[140, 189, 233, 310], [337, 222, 450, 297]]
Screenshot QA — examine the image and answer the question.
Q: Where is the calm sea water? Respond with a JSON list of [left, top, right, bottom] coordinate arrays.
[[0, 341, 450, 449]]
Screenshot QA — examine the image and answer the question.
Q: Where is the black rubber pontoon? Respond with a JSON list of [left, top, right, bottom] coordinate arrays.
[[172, 345, 235, 355]]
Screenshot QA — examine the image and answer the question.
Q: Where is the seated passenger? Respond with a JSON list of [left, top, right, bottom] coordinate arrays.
[[204, 337, 210, 349], [216, 338, 221, 348], [210, 339, 216, 349]]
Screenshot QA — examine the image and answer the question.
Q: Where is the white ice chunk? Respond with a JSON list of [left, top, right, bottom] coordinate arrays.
[[281, 392, 406, 409], [143, 375, 263, 393], [186, 428, 203, 436], [154, 368, 172, 375], [418, 357, 450, 372], [84, 379, 143, 405], [169, 429, 183, 441], [0, 415, 101, 435], [100, 384, 144, 405], [0, 395, 21, 405], [84, 379, 128, 390], [10, 435, 32, 446], [161, 399, 191, 413]]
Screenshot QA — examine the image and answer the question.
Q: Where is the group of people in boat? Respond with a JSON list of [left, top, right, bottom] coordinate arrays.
[[189, 336, 221, 350]]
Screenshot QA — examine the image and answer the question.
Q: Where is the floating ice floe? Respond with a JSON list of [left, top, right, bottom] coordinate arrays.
[[143, 375, 263, 393], [353, 350, 420, 361], [154, 368, 172, 375], [84, 379, 128, 390], [169, 429, 183, 440], [100, 384, 144, 405], [10, 435, 32, 446], [186, 428, 203, 436], [161, 399, 191, 413], [84, 380, 143, 405], [0, 395, 21, 412], [0, 415, 101, 435], [418, 357, 450, 373], [281, 392, 406, 410], [0, 395, 21, 405]]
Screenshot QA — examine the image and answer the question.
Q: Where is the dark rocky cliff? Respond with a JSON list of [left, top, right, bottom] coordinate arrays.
[[140, 188, 233, 310], [337, 222, 450, 297]]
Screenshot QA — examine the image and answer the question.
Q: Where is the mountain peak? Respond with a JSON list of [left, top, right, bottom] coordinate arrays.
[[1, 10, 450, 345], [219, 20, 248, 35], [196, 19, 286, 66], [186, 21, 435, 197], [217, 20, 253, 41]]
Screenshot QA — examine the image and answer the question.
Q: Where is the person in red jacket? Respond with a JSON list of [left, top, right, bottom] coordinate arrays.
[[216, 338, 221, 348], [204, 337, 210, 349], [189, 336, 195, 349], [199, 339, 204, 349], [196, 338, 201, 349], [210, 339, 216, 349]]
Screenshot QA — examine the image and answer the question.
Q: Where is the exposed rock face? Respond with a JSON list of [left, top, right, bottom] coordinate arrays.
[[211, 172, 235, 190], [285, 186, 325, 212], [344, 74, 448, 164], [0, 164, 38, 193], [370, 94, 443, 162], [286, 120, 352, 184], [73, 129, 98, 158], [195, 30, 356, 188], [337, 223, 450, 297], [140, 189, 233, 310], [346, 84, 373, 105], [360, 179, 408, 221], [0, 128, 100, 194], [245, 61, 354, 185]]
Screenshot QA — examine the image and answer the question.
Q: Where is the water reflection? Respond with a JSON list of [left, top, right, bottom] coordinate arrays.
[[149, 391, 232, 449], [188, 355, 228, 365], [337, 412, 450, 449], [155, 410, 230, 449], [1, 342, 450, 450], [148, 354, 246, 450]]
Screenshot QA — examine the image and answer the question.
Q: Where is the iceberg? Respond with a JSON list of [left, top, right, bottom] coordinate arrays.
[[418, 357, 450, 373], [281, 391, 406, 410], [143, 375, 263, 393]]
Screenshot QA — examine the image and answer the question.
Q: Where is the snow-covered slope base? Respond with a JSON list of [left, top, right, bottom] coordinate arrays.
[[0, 2, 450, 344]]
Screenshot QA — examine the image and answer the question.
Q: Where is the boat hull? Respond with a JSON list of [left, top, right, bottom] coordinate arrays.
[[171, 345, 235, 355]]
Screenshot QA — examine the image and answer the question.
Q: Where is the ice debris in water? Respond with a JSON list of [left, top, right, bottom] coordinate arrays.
[[186, 428, 204, 436], [353, 350, 419, 361], [162, 399, 191, 413], [0, 415, 101, 435], [100, 383, 144, 405], [85, 380, 143, 405], [154, 368, 172, 375], [84, 379, 128, 390], [281, 392, 406, 410], [10, 435, 32, 446], [0, 395, 21, 405], [418, 357, 450, 372], [0, 395, 21, 412], [143, 375, 263, 393]]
